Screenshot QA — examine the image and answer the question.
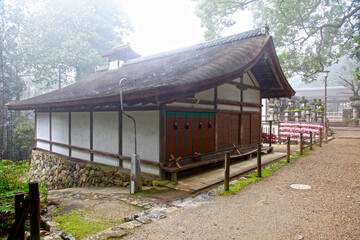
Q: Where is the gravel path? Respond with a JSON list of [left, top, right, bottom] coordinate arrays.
[[125, 129, 360, 240]]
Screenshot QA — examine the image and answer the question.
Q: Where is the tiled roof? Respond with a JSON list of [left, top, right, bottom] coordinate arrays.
[[124, 27, 265, 66]]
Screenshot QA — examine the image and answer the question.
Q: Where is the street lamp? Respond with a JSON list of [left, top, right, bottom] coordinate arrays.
[[322, 70, 329, 143]]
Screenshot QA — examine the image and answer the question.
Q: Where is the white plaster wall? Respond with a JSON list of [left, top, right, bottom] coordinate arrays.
[[93, 111, 119, 166], [194, 88, 214, 101], [93, 112, 118, 153], [51, 112, 69, 155], [122, 111, 159, 164], [122, 159, 159, 175], [243, 71, 260, 87], [243, 107, 261, 112], [243, 89, 261, 104], [217, 104, 241, 111], [94, 154, 119, 166], [71, 112, 90, 160], [36, 113, 50, 150], [218, 83, 240, 101]]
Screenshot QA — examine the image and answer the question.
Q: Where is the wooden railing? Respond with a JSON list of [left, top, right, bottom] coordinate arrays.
[[1, 182, 41, 240]]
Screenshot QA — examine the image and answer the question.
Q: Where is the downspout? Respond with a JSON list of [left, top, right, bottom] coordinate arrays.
[[119, 78, 137, 154]]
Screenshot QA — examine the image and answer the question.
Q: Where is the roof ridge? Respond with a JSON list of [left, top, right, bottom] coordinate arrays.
[[123, 27, 265, 66]]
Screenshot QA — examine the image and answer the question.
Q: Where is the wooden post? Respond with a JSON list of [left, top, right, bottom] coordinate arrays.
[[319, 129, 322, 147], [29, 182, 40, 240], [7, 196, 30, 240], [171, 172, 177, 182], [268, 120, 272, 147], [286, 136, 290, 163], [15, 193, 25, 240], [309, 132, 313, 150], [300, 133, 304, 155], [224, 151, 230, 191], [257, 143, 262, 177]]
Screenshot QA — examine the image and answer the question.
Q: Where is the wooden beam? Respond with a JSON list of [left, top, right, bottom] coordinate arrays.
[[217, 99, 262, 108], [228, 81, 260, 90]]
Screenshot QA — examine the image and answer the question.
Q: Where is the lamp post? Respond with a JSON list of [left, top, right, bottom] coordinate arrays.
[[323, 71, 329, 143]]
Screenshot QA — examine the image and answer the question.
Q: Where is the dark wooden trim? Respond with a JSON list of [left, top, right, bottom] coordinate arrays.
[[247, 71, 258, 88], [34, 139, 159, 167], [159, 105, 167, 178], [217, 99, 262, 108], [214, 87, 217, 151], [35, 105, 160, 113], [118, 110, 123, 167], [49, 112, 52, 152], [175, 99, 214, 106], [165, 106, 216, 113], [214, 87, 218, 110], [90, 111, 94, 161], [69, 112, 72, 156]]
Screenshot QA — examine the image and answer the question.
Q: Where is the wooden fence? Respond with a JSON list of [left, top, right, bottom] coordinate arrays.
[[2, 182, 40, 240]]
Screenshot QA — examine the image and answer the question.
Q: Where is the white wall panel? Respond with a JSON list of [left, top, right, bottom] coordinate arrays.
[[243, 107, 261, 112], [37, 113, 50, 140], [93, 112, 118, 154], [94, 154, 119, 166], [122, 111, 159, 163], [217, 104, 241, 111], [218, 83, 240, 101], [52, 145, 69, 155], [194, 88, 214, 101], [243, 89, 261, 104], [52, 112, 69, 144], [37, 140, 50, 151], [71, 112, 90, 160]]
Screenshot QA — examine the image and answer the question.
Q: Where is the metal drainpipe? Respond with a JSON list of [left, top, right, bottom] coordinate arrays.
[[119, 78, 141, 193]]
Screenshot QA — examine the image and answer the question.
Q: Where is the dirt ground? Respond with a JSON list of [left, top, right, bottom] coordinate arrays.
[[125, 128, 360, 240]]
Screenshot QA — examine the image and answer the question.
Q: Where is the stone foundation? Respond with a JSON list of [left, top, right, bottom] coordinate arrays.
[[30, 150, 154, 189]]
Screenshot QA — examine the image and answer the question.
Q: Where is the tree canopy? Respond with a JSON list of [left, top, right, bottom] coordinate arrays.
[[195, 0, 360, 82], [22, 0, 133, 85]]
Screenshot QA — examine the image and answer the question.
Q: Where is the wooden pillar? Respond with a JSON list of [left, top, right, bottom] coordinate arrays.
[[257, 143, 262, 177], [286, 136, 290, 163], [300, 133, 304, 155], [159, 105, 167, 179], [49, 112, 52, 152], [319, 129, 322, 147], [29, 182, 40, 240], [309, 132, 313, 150], [224, 151, 230, 191], [68, 112, 72, 157]]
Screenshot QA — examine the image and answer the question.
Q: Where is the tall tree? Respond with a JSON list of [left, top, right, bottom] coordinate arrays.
[[22, 0, 133, 86], [195, 0, 360, 82], [0, 0, 26, 154]]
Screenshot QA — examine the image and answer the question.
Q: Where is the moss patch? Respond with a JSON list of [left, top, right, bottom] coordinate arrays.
[[132, 187, 172, 196], [54, 207, 124, 239]]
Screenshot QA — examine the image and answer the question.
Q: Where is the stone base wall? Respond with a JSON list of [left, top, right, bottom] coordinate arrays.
[[30, 150, 155, 189]]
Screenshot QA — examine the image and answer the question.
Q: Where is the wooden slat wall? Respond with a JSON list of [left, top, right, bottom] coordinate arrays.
[[241, 114, 251, 146], [251, 114, 261, 145], [216, 113, 240, 150]]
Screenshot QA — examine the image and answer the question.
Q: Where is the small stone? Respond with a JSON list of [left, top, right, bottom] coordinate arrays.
[[123, 182, 129, 187], [118, 220, 143, 229], [61, 233, 75, 240], [295, 235, 304, 240], [136, 216, 152, 224], [148, 212, 166, 220]]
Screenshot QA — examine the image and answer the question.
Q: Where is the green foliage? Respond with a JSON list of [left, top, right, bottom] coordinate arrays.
[[54, 208, 125, 239], [0, 160, 29, 235], [218, 160, 290, 195], [195, 0, 360, 82], [11, 115, 35, 161]]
